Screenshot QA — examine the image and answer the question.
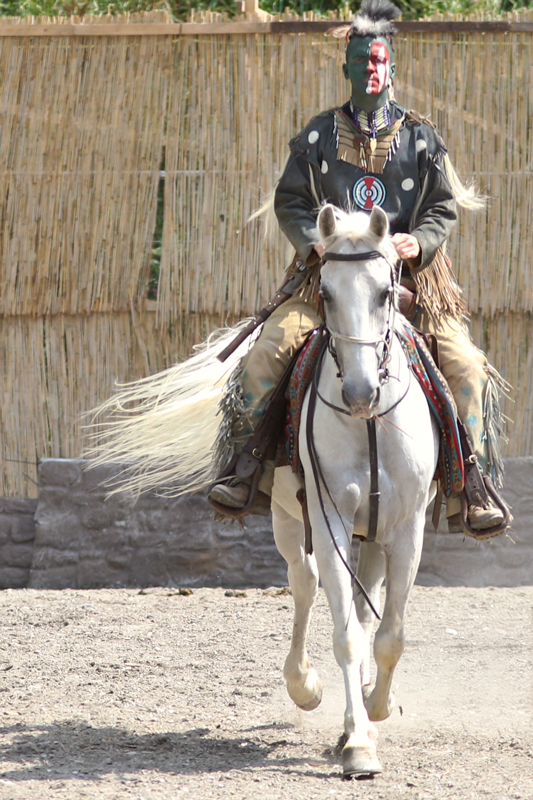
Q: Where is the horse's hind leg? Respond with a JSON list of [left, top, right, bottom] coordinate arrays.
[[272, 496, 322, 711], [363, 516, 425, 722]]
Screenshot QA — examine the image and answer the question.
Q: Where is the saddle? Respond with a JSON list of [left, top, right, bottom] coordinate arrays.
[[275, 326, 461, 491], [215, 325, 510, 540]]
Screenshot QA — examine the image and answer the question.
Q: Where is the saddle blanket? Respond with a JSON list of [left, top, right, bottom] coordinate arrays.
[[280, 324, 464, 497]]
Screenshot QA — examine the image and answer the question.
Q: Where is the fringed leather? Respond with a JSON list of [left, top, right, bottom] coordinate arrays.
[[213, 363, 249, 480], [483, 364, 512, 489], [411, 247, 468, 324], [285, 256, 322, 306]]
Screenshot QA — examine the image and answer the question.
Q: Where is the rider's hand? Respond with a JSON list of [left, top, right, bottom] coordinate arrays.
[[314, 243, 326, 257], [391, 233, 421, 261]]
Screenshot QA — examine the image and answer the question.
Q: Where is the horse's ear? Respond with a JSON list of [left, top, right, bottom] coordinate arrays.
[[318, 205, 337, 239], [369, 206, 389, 240]]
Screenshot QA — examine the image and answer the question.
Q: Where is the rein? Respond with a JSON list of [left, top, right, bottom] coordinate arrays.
[[315, 334, 411, 419], [311, 330, 411, 554], [305, 336, 381, 621]]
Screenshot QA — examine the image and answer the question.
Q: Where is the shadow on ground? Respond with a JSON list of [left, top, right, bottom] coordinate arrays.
[[0, 720, 339, 783]]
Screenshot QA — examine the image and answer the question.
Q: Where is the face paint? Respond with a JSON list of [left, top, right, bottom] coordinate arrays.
[[343, 36, 394, 112], [366, 41, 390, 96]]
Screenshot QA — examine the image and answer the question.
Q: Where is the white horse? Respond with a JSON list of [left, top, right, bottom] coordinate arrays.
[[269, 204, 438, 777], [87, 203, 439, 780]]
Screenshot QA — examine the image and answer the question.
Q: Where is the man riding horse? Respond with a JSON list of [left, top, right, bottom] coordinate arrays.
[[209, 0, 506, 533]]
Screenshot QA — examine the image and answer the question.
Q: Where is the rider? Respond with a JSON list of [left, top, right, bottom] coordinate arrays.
[[209, 0, 506, 532]]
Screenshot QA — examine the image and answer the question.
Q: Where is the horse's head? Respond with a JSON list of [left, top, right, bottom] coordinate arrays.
[[317, 204, 399, 418]]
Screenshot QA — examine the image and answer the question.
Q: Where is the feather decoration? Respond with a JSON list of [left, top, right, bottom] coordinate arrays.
[[348, 0, 401, 40]]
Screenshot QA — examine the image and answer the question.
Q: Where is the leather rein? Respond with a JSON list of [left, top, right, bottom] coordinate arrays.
[[305, 247, 404, 618]]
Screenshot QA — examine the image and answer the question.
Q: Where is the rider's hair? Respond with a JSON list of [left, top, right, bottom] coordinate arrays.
[[346, 0, 401, 45]]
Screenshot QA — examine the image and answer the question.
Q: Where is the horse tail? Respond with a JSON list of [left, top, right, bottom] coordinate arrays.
[[84, 319, 256, 497]]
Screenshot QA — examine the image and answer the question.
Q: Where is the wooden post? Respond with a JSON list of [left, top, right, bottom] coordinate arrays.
[[244, 0, 272, 22]]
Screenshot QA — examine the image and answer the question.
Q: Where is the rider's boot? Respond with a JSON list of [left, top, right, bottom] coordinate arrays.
[[209, 468, 273, 514], [447, 501, 504, 533], [403, 299, 507, 534], [209, 480, 251, 508]]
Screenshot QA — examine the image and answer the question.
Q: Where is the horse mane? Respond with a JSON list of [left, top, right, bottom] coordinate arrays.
[[319, 206, 399, 272], [318, 205, 401, 319]]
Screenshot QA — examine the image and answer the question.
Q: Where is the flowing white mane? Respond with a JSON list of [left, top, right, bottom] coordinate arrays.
[[320, 206, 397, 261]]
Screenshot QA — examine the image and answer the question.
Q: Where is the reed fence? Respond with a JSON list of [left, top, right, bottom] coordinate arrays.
[[0, 11, 531, 495]]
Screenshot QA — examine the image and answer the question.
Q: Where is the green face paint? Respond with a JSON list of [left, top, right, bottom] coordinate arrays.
[[343, 36, 395, 112]]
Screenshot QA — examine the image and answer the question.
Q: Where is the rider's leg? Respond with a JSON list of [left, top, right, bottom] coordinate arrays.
[[209, 293, 321, 508], [417, 312, 504, 529]]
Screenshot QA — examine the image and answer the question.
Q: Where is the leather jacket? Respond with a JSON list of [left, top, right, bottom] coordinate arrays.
[[274, 101, 457, 270]]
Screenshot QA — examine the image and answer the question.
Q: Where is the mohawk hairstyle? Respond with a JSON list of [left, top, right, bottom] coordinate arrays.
[[347, 0, 401, 42]]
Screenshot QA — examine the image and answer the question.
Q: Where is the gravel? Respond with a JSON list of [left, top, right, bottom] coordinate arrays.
[[0, 585, 531, 799]]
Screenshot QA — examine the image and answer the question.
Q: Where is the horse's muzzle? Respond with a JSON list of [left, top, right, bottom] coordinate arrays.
[[341, 382, 381, 417]]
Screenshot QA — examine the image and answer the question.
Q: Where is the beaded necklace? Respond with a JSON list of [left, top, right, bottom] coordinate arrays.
[[350, 102, 391, 138]]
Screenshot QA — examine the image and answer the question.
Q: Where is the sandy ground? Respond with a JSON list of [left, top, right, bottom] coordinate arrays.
[[0, 584, 531, 800]]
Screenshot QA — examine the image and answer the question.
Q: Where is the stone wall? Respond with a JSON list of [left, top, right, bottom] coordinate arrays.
[[29, 460, 283, 590], [0, 498, 38, 589], [417, 457, 533, 587], [0, 458, 530, 590]]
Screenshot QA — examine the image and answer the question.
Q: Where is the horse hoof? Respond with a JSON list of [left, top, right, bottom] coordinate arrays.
[[342, 745, 382, 779], [297, 691, 322, 712], [286, 668, 322, 711], [362, 683, 395, 722]]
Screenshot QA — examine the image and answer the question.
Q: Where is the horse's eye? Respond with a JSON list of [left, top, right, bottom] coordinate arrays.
[[319, 286, 333, 304], [379, 287, 393, 306]]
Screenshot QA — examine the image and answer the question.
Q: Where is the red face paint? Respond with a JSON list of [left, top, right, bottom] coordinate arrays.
[[366, 41, 390, 96]]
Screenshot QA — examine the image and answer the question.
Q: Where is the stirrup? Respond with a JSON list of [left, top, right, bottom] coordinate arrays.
[[208, 465, 270, 520], [456, 420, 510, 540], [459, 475, 511, 540]]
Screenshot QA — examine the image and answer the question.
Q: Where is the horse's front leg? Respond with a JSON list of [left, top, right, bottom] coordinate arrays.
[[271, 470, 322, 711], [355, 541, 386, 686], [362, 512, 425, 722], [313, 526, 382, 778]]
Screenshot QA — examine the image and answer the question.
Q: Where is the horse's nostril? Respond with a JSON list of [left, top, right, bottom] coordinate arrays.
[[342, 383, 380, 413], [341, 387, 350, 408]]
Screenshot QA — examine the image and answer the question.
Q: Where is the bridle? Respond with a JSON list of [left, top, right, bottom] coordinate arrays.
[[321, 247, 398, 388], [304, 246, 405, 618]]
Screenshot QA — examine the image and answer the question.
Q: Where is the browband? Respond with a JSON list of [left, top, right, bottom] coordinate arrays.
[[322, 250, 383, 262]]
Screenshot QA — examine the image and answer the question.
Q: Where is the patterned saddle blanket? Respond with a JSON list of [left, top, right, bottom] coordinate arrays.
[[280, 324, 464, 497]]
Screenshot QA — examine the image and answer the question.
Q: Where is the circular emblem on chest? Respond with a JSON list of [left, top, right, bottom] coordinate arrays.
[[353, 176, 386, 210]]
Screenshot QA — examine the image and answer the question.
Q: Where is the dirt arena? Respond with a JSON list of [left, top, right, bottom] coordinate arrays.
[[0, 585, 531, 799]]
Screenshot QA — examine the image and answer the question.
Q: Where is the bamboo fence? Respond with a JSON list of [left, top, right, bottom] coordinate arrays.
[[0, 11, 532, 495]]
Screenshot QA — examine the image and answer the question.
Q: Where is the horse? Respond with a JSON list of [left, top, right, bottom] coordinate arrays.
[[268, 204, 439, 777], [87, 203, 439, 779]]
